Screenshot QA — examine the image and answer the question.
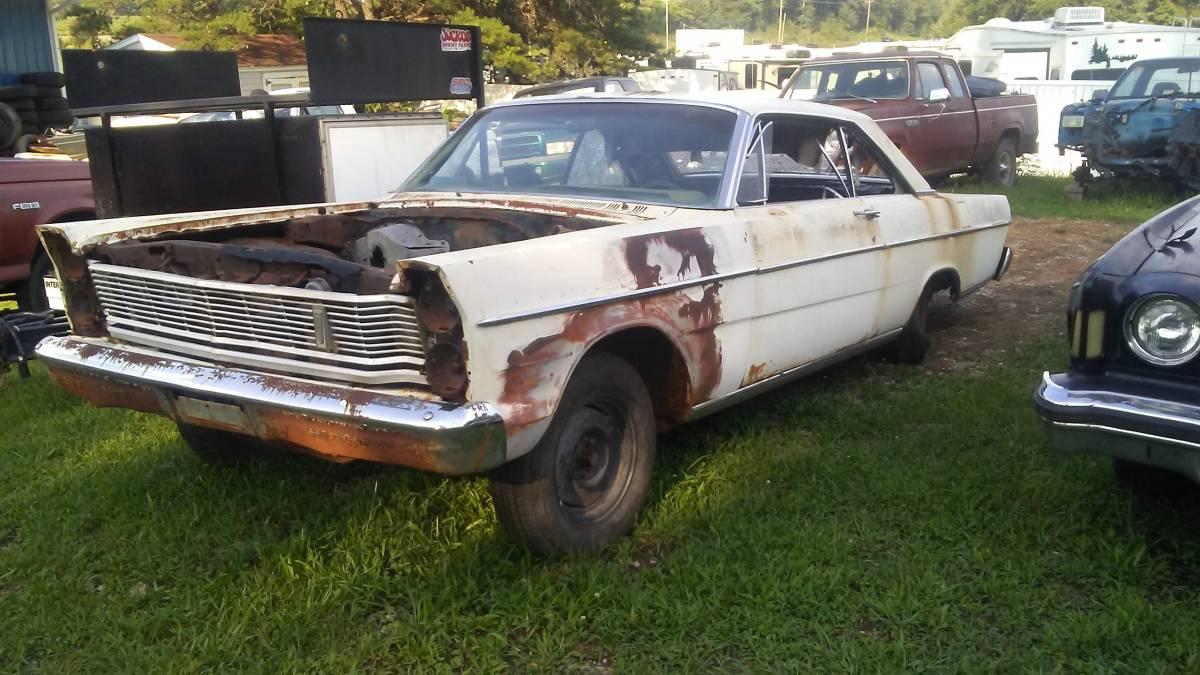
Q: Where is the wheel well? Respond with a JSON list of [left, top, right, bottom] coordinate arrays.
[[926, 268, 961, 301], [1000, 128, 1021, 148], [590, 327, 691, 429]]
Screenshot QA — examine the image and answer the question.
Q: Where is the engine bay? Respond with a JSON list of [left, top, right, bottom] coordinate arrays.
[[89, 206, 609, 293]]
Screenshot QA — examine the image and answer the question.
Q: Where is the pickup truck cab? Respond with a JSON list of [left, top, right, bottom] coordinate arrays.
[[0, 158, 94, 309], [781, 52, 1038, 185]]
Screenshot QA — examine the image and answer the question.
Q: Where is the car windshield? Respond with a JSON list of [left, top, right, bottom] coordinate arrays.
[[786, 60, 910, 101], [403, 102, 738, 208], [1110, 60, 1200, 99]]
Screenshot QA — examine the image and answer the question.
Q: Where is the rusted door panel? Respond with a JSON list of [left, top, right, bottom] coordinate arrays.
[[739, 198, 884, 381]]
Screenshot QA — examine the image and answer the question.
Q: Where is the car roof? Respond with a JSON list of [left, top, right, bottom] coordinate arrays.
[[490, 91, 877, 124], [805, 51, 948, 62]]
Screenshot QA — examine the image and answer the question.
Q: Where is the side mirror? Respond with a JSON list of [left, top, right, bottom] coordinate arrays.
[[927, 87, 951, 103], [1091, 88, 1108, 103]]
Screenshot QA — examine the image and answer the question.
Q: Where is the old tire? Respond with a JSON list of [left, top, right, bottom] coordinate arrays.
[[177, 422, 270, 467], [20, 72, 65, 88], [0, 102, 19, 150], [884, 289, 932, 364], [16, 254, 53, 312], [1112, 459, 1195, 499], [489, 352, 656, 555], [983, 136, 1017, 186]]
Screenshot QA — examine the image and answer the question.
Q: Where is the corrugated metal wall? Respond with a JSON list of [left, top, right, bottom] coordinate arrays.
[[0, 0, 57, 84]]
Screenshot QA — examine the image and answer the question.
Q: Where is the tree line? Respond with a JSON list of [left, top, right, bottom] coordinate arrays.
[[61, 0, 1200, 84]]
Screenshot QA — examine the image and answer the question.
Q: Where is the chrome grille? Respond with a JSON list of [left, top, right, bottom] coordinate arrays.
[[89, 262, 426, 385]]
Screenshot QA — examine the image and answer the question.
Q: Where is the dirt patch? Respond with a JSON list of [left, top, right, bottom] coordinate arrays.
[[922, 217, 1135, 372]]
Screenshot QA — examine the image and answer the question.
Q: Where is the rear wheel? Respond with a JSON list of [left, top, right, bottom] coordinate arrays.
[[983, 136, 1017, 186], [884, 289, 932, 364], [16, 254, 52, 312], [489, 352, 656, 555], [177, 422, 271, 467]]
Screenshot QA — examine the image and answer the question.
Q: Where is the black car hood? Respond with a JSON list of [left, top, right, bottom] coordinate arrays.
[[1093, 194, 1200, 278]]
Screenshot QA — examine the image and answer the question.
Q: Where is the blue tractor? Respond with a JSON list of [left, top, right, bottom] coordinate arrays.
[[1059, 57, 1200, 193]]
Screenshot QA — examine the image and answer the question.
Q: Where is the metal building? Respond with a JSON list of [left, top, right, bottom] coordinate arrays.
[[0, 0, 61, 84]]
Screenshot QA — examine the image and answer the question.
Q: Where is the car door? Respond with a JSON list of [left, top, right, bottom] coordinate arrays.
[[734, 116, 933, 384], [911, 61, 976, 174]]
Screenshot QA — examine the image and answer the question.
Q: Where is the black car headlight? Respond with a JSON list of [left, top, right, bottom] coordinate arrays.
[[1124, 294, 1200, 366]]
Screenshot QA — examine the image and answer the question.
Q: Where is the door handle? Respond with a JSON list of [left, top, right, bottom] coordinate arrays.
[[854, 208, 881, 220]]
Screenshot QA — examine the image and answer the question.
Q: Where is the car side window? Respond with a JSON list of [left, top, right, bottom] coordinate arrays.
[[940, 63, 965, 98], [917, 63, 946, 100], [737, 116, 905, 205]]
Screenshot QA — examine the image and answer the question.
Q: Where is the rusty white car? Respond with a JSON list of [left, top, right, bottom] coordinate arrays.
[[35, 95, 1013, 554]]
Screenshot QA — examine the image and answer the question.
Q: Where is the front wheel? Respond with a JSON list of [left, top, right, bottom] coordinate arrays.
[[16, 254, 52, 312], [489, 352, 656, 555], [983, 137, 1017, 186]]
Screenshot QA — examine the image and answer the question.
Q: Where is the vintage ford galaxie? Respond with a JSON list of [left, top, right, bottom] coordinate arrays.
[[36, 95, 1013, 553], [1035, 195, 1200, 493]]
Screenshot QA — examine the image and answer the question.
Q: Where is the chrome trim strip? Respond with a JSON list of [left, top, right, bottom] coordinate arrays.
[[1045, 420, 1200, 452], [687, 328, 903, 420], [874, 103, 1037, 123], [89, 262, 414, 306], [1037, 371, 1200, 431], [477, 219, 1010, 327]]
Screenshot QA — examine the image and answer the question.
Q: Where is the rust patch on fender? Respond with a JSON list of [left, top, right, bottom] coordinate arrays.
[[742, 362, 768, 387], [500, 229, 724, 435]]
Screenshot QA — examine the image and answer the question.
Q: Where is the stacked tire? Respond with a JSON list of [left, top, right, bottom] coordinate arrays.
[[0, 83, 36, 151], [23, 72, 73, 133]]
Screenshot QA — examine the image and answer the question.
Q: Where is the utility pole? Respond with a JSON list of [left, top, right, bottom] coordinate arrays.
[[778, 0, 785, 43], [664, 0, 670, 57], [863, 0, 874, 38]]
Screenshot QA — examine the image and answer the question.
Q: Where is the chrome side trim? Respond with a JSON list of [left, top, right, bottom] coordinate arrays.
[[686, 328, 902, 420], [477, 220, 1010, 327], [1045, 420, 1200, 452]]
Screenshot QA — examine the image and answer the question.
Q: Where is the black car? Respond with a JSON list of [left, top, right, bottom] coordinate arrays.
[[1034, 195, 1200, 490]]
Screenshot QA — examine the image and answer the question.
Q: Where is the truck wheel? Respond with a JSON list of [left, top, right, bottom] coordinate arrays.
[[1112, 459, 1195, 499], [176, 422, 270, 467], [489, 352, 656, 555], [983, 137, 1017, 186], [16, 254, 53, 312], [884, 289, 932, 364]]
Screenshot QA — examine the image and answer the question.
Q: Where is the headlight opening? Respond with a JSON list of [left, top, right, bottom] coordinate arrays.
[[1124, 294, 1200, 366]]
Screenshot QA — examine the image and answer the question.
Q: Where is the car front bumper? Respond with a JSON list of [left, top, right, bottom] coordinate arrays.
[[35, 335, 508, 475], [1033, 371, 1200, 482]]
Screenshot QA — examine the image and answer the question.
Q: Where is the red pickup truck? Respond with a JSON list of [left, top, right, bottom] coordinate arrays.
[[781, 52, 1038, 185], [0, 158, 94, 309]]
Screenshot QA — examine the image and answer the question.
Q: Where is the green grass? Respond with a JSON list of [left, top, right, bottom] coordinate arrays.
[[5, 340, 1200, 671], [944, 174, 1182, 224]]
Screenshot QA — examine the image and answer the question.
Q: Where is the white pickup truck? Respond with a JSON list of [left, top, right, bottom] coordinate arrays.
[[36, 94, 1013, 554]]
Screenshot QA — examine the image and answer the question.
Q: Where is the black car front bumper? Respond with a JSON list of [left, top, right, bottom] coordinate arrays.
[[1034, 371, 1200, 482]]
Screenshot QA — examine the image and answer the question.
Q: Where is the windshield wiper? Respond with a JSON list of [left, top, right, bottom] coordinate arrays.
[[832, 93, 878, 104]]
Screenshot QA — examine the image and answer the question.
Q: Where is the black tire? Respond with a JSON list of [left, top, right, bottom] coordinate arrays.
[[13, 134, 41, 154], [1112, 459, 1195, 499], [0, 102, 19, 149], [983, 136, 1017, 186], [33, 85, 63, 98], [21, 123, 42, 136], [489, 352, 657, 555], [6, 98, 35, 111], [20, 71, 65, 87], [177, 422, 270, 467], [35, 97, 68, 111], [0, 84, 36, 100], [884, 288, 933, 364], [37, 110, 73, 128], [16, 254, 53, 312], [18, 110, 38, 123]]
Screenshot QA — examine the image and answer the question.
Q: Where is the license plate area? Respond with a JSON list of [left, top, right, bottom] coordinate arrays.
[[174, 396, 254, 435]]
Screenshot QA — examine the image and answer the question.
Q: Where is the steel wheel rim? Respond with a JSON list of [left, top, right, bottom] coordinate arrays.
[[554, 399, 636, 522]]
